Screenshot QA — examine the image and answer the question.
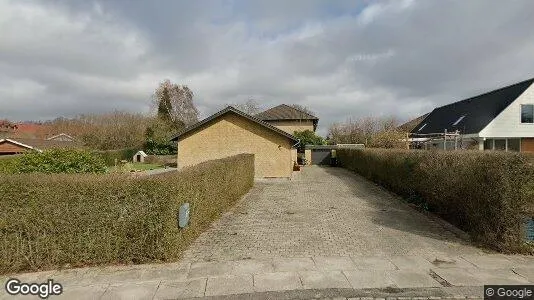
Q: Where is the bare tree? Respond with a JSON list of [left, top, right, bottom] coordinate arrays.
[[40, 112, 151, 150], [289, 104, 316, 117], [327, 116, 405, 148], [153, 79, 199, 127], [234, 99, 262, 115]]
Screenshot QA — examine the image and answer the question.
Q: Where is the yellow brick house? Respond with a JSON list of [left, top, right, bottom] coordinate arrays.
[[171, 106, 300, 178]]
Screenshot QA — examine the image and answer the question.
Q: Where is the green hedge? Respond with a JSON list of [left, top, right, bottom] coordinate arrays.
[[95, 148, 139, 166], [0, 154, 254, 274], [10, 149, 107, 174], [337, 149, 534, 253], [0, 155, 18, 173]]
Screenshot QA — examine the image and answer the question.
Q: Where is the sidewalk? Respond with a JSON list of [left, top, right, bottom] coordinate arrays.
[[2, 254, 533, 299]]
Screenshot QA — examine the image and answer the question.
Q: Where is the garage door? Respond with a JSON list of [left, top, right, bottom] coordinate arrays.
[[311, 149, 331, 165], [522, 138, 534, 153]]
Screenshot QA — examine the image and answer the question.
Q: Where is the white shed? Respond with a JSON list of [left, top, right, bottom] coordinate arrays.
[[133, 151, 148, 163]]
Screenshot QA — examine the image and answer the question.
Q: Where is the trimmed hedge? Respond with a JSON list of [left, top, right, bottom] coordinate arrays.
[[9, 149, 107, 174], [337, 149, 534, 253], [0, 154, 254, 274], [95, 148, 139, 166], [145, 155, 177, 167], [0, 155, 17, 173]]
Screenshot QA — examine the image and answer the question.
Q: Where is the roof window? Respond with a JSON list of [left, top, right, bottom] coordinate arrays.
[[452, 115, 466, 126]]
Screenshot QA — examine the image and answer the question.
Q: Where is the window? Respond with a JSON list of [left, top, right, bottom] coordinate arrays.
[[417, 123, 427, 132], [508, 139, 521, 152], [494, 139, 506, 151], [484, 139, 493, 150], [452, 115, 466, 126], [521, 104, 534, 123]]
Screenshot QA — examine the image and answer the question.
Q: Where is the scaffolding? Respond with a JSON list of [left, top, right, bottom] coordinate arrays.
[[406, 129, 462, 150]]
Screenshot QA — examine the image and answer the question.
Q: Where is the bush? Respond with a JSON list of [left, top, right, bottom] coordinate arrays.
[[0, 154, 254, 274], [96, 148, 138, 166], [145, 155, 177, 167], [0, 155, 18, 173], [337, 149, 534, 253], [7, 149, 107, 174]]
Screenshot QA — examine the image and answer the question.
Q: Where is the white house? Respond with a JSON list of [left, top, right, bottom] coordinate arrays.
[[411, 77, 534, 152]]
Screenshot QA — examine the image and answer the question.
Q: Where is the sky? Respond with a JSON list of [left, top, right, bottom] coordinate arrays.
[[1, 0, 534, 136]]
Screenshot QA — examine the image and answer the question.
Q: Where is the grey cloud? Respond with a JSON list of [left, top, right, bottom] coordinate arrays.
[[1, 0, 534, 136]]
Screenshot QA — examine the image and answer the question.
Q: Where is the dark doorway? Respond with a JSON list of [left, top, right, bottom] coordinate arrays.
[[311, 149, 331, 165]]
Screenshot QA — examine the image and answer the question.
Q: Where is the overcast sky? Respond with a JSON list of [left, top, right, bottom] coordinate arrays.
[[1, 0, 533, 135]]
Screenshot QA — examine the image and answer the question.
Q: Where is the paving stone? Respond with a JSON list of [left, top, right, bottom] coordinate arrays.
[[313, 256, 357, 271], [389, 256, 434, 270], [465, 268, 529, 285], [231, 259, 274, 274], [351, 256, 397, 270], [431, 268, 483, 286], [299, 271, 351, 289], [511, 267, 534, 282], [77, 267, 147, 285], [205, 274, 254, 296], [8, 270, 57, 283], [101, 282, 159, 300], [343, 270, 396, 289], [154, 278, 207, 299], [49, 268, 91, 287], [188, 261, 233, 278], [387, 270, 441, 288], [53, 284, 108, 300], [253, 272, 302, 292], [427, 256, 477, 269], [137, 264, 189, 282], [272, 257, 317, 272], [460, 254, 514, 269]]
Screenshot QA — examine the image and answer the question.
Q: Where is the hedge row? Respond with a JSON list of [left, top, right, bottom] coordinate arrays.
[[337, 149, 534, 253], [145, 155, 178, 168], [0, 154, 254, 274], [0, 155, 17, 173], [95, 148, 139, 166]]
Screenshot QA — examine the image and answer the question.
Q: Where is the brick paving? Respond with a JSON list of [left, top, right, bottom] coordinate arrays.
[[182, 166, 482, 263]]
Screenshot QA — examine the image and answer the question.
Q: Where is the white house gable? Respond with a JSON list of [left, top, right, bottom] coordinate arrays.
[[479, 82, 534, 138]]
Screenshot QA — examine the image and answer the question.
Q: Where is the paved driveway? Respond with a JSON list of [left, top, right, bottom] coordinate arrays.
[[182, 166, 482, 263]]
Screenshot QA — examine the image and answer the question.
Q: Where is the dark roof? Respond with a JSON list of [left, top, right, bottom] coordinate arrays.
[[170, 106, 299, 142], [411, 78, 534, 134], [398, 113, 429, 132], [255, 104, 318, 121]]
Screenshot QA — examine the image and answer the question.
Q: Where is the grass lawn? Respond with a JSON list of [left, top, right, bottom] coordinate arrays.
[[108, 162, 164, 173]]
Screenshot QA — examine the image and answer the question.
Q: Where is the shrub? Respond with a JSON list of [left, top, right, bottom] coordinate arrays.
[[96, 148, 138, 166], [8, 149, 107, 174], [337, 149, 534, 253], [0, 154, 254, 274], [145, 155, 177, 167], [293, 130, 325, 151], [0, 155, 18, 173]]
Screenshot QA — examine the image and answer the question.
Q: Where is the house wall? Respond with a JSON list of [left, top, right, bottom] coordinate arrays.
[[479, 83, 534, 138], [291, 149, 297, 166], [177, 113, 294, 178], [264, 120, 315, 134], [522, 138, 534, 152], [0, 141, 27, 154], [304, 149, 312, 165]]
